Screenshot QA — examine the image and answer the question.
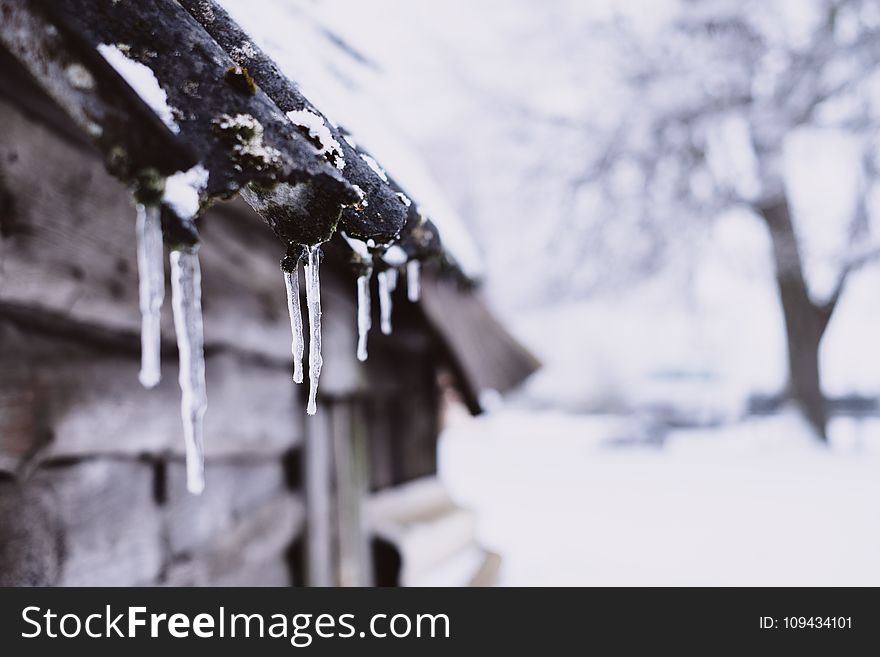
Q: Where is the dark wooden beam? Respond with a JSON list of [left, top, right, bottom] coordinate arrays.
[[179, 0, 409, 245], [0, 0, 196, 185]]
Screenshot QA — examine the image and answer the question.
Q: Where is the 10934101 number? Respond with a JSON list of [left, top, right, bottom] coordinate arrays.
[[783, 616, 852, 629]]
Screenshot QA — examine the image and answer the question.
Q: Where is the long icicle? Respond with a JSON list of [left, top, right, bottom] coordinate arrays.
[[304, 244, 324, 415], [136, 204, 165, 388], [284, 260, 305, 384], [356, 270, 372, 362], [170, 249, 207, 494], [407, 259, 421, 302], [378, 270, 393, 335]]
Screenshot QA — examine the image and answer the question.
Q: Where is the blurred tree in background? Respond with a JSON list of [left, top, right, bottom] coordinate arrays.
[[563, 0, 880, 438]]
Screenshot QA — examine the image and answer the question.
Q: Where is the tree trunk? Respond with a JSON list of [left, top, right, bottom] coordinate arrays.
[[757, 198, 834, 440]]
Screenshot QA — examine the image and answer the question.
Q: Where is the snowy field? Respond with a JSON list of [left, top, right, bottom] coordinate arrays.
[[439, 409, 880, 586]]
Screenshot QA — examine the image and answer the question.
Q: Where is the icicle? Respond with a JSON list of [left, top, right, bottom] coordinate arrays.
[[378, 270, 393, 335], [170, 249, 207, 495], [386, 268, 398, 292], [135, 204, 165, 388], [303, 244, 324, 415], [356, 271, 372, 362], [284, 262, 305, 384], [407, 259, 421, 302]]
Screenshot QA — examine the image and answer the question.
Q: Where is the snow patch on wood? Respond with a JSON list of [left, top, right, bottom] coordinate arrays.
[[286, 109, 345, 170], [97, 43, 180, 134], [360, 153, 388, 182], [163, 164, 209, 219]]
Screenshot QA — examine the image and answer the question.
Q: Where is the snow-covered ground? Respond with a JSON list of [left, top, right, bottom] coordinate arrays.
[[439, 408, 880, 586]]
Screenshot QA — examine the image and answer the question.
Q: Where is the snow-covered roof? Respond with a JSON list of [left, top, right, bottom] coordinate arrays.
[[0, 0, 478, 277]]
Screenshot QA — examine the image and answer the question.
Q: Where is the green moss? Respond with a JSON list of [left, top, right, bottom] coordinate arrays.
[[105, 144, 130, 179], [132, 167, 166, 206], [213, 113, 282, 175], [249, 179, 281, 194], [223, 65, 257, 96]]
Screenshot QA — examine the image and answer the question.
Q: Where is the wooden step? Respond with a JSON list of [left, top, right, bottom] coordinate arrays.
[[366, 476, 500, 586]]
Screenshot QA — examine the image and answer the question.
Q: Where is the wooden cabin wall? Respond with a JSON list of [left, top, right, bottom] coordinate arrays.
[[362, 344, 440, 490], [0, 94, 448, 587], [316, 248, 442, 493], [300, 254, 443, 586], [0, 96, 306, 586]]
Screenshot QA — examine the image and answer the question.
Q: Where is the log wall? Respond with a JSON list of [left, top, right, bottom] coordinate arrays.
[[0, 96, 307, 585], [0, 94, 445, 586]]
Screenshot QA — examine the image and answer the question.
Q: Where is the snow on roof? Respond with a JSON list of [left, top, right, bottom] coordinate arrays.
[[218, 0, 485, 279], [163, 164, 210, 219], [97, 42, 180, 134], [285, 108, 345, 170]]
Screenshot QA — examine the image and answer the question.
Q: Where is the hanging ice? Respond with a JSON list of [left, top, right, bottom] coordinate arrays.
[[378, 270, 394, 335], [170, 249, 207, 495], [407, 260, 421, 302], [303, 244, 324, 415], [386, 268, 399, 292], [356, 271, 372, 362], [284, 262, 305, 384], [135, 204, 165, 388]]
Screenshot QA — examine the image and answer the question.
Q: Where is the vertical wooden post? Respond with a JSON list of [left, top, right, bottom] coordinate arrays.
[[331, 400, 373, 586], [366, 397, 394, 490], [305, 397, 373, 586], [331, 402, 357, 586], [304, 405, 333, 587], [351, 400, 374, 586]]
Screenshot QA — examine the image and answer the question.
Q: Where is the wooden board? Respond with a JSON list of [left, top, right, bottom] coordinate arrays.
[[0, 320, 304, 472], [419, 268, 541, 412], [0, 97, 295, 361]]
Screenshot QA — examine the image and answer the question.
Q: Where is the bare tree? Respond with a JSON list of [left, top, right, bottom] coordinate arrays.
[[557, 0, 880, 438]]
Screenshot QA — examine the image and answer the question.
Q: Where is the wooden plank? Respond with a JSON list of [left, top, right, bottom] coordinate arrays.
[[393, 355, 440, 484], [179, 0, 409, 245], [365, 397, 395, 491], [419, 267, 541, 413], [0, 362, 43, 473], [164, 460, 289, 556], [366, 476, 484, 586], [331, 401, 358, 586], [0, 97, 295, 361], [0, 0, 194, 183], [162, 494, 304, 587], [330, 401, 373, 586], [48, 460, 163, 586], [0, 477, 61, 586], [30, 0, 351, 211], [0, 320, 303, 472], [351, 402, 375, 586], [304, 405, 333, 587]]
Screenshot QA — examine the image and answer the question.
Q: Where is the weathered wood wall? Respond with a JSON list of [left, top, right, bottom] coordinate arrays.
[[0, 94, 310, 585], [0, 91, 447, 586]]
